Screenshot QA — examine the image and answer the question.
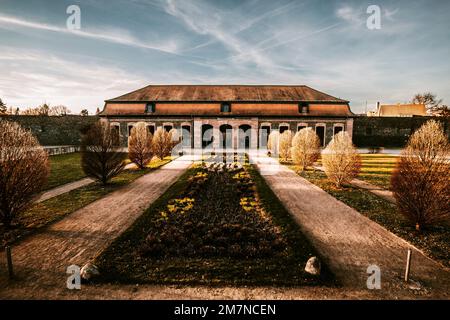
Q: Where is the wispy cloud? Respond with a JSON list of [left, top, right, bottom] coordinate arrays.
[[0, 14, 182, 56], [0, 48, 147, 110]]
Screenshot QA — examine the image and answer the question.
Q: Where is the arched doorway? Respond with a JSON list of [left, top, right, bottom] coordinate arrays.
[[260, 125, 270, 148], [181, 125, 191, 148], [316, 125, 325, 147], [219, 124, 233, 150], [201, 124, 214, 149], [238, 125, 251, 149]]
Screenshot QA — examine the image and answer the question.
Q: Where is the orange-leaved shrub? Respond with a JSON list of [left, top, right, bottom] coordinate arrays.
[[291, 127, 321, 171], [128, 122, 154, 169], [0, 121, 49, 227], [152, 127, 179, 160], [391, 120, 450, 231]]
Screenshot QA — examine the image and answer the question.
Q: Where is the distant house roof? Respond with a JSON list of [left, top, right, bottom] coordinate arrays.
[[106, 85, 349, 103], [377, 103, 426, 117]]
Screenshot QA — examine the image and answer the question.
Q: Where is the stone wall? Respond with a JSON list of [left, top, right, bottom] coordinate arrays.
[[353, 116, 450, 147], [0, 115, 99, 146]]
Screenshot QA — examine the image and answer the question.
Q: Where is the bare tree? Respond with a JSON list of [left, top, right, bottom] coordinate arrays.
[[0, 98, 6, 114], [391, 120, 450, 231], [81, 121, 126, 185], [152, 127, 177, 160], [412, 92, 443, 115], [38, 103, 50, 116], [21, 107, 41, 115], [291, 128, 321, 171], [128, 122, 154, 169], [433, 105, 450, 118], [0, 121, 49, 228], [322, 131, 361, 188], [49, 105, 71, 116], [278, 130, 293, 162]]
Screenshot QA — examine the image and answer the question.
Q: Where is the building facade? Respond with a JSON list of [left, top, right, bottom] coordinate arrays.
[[99, 85, 354, 151]]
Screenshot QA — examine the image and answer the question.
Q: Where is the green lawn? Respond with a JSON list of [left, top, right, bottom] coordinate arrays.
[[45, 152, 85, 190], [358, 154, 398, 190], [291, 167, 450, 268], [94, 163, 334, 286], [1, 157, 171, 247]]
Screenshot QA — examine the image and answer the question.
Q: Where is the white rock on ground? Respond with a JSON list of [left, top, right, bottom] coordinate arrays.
[[305, 257, 321, 276]]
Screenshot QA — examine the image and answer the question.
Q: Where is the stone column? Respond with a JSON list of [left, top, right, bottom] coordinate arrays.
[[213, 125, 220, 149], [193, 119, 202, 149], [232, 125, 238, 150], [251, 125, 258, 149]]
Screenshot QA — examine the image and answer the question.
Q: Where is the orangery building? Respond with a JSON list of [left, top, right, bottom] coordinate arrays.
[[99, 85, 354, 151]]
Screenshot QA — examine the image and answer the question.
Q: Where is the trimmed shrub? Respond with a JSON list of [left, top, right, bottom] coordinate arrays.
[[278, 130, 293, 161], [322, 131, 361, 188], [267, 131, 279, 156], [291, 128, 321, 171]]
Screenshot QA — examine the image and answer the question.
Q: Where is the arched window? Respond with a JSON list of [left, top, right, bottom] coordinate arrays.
[[279, 124, 289, 134], [201, 124, 214, 149], [219, 124, 233, 149], [181, 125, 191, 147], [238, 125, 251, 149], [260, 125, 271, 148], [110, 123, 120, 146], [333, 124, 344, 135], [315, 124, 326, 147]]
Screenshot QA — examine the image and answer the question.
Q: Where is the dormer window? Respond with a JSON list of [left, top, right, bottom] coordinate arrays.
[[145, 102, 155, 113], [298, 102, 309, 114], [221, 102, 231, 113]]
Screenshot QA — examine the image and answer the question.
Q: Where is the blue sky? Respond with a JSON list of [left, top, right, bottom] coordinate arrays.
[[0, 0, 449, 114]]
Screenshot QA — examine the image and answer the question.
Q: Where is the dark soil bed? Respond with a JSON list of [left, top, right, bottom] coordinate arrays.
[[94, 162, 334, 286]]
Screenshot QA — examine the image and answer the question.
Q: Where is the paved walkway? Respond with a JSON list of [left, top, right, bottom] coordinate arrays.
[[251, 154, 450, 298], [0, 156, 193, 298], [34, 178, 94, 203]]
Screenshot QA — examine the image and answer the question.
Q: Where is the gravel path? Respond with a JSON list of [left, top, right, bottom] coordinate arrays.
[[34, 178, 94, 203], [0, 156, 192, 298], [251, 154, 450, 298]]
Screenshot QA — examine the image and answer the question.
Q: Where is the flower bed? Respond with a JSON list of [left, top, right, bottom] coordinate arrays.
[[95, 161, 333, 286], [139, 162, 287, 260]]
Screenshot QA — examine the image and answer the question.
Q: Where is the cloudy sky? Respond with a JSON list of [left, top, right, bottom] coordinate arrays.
[[1, 0, 449, 114]]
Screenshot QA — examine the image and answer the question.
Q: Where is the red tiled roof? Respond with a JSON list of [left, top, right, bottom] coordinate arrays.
[[106, 85, 348, 103]]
